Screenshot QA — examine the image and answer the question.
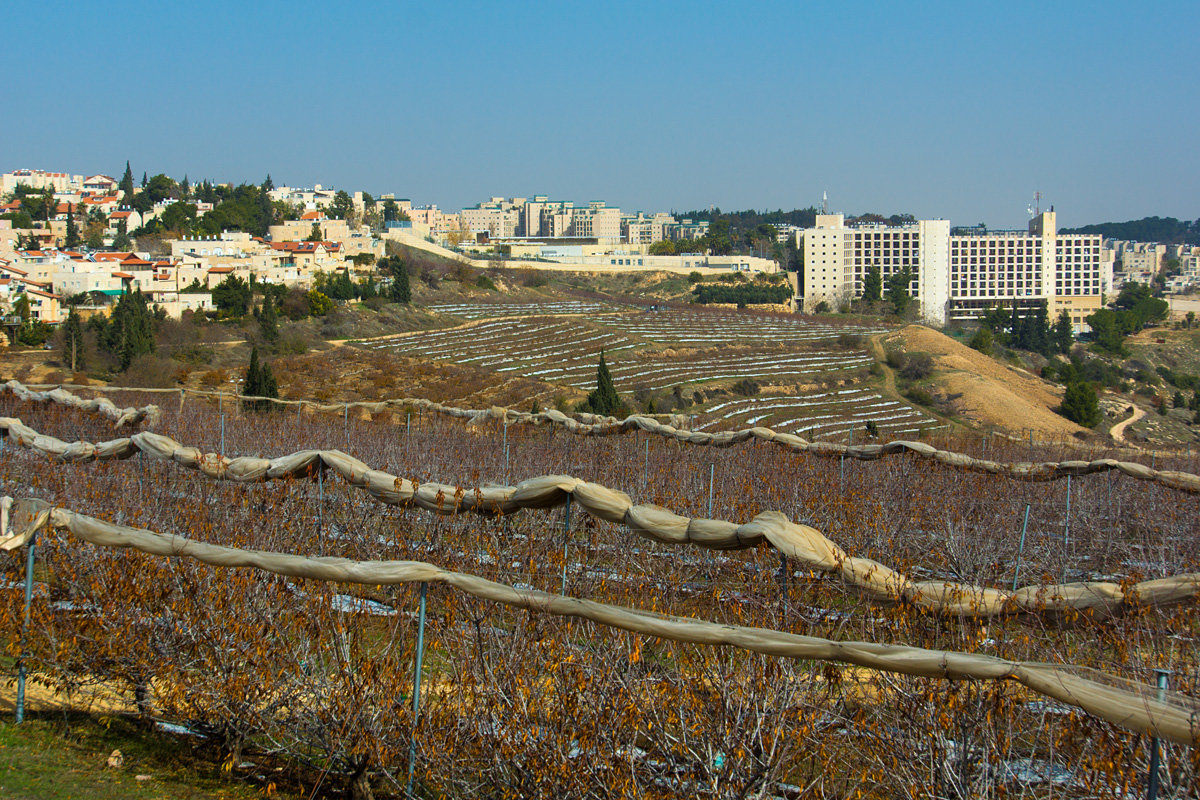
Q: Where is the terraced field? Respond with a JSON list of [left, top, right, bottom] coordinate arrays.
[[697, 388, 945, 439], [425, 300, 625, 319], [370, 303, 936, 438]]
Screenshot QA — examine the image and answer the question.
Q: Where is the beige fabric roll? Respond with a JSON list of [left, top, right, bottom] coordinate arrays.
[[6, 497, 1197, 748], [1, 415, 1198, 619]]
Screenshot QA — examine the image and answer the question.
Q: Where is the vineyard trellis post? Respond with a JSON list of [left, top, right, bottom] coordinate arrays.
[[407, 580, 429, 799], [343, 404, 349, 447], [219, 395, 226, 458], [14, 530, 37, 724], [503, 418, 509, 482], [1012, 503, 1031, 591], [1147, 669, 1170, 800], [317, 463, 324, 556], [561, 493, 572, 594], [642, 437, 648, 491], [1064, 474, 1073, 573], [406, 412, 411, 459], [707, 463, 715, 518]]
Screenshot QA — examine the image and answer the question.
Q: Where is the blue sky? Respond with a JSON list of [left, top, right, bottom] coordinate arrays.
[[5, 1, 1197, 227]]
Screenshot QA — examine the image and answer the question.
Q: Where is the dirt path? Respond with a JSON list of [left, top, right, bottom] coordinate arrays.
[[1109, 403, 1146, 445], [866, 334, 898, 397]]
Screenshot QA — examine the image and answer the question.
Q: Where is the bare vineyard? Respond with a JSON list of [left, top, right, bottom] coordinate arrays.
[[1, 391, 1198, 799]]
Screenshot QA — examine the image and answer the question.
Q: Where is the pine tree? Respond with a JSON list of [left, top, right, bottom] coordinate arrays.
[[391, 266, 411, 303], [63, 307, 85, 372], [181, 175, 190, 198], [119, 161, 135, 199], [584, 351, 622, 417], [1051, 310, 1074, 355], [1059, 381, 1100, 427], [861, 266, 882, 302]]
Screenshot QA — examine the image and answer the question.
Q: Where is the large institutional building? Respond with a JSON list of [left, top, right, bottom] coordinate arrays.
[[800, 210, 1102, 331]]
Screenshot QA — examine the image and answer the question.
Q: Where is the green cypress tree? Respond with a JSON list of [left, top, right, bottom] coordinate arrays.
[[584, 351, 622, 416], [64, 203, 80, 248], [258, 292, 278, 344], [243, 346, 279, 411], [1051, 310, 1074, 355], [244, 346, 262, 409], [391, 266, 411, 303], [63, 307, 85, 372], [119, 161, 135, 199]]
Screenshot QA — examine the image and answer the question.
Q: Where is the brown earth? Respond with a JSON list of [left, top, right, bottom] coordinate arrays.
[[272, 346, 570, 409], [882, 325, 1085, 438]]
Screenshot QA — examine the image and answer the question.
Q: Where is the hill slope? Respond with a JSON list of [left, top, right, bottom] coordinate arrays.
[[881, 325, 1085, 438]]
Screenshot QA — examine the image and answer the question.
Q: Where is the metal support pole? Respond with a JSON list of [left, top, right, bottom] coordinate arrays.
[[642, 437, 649, 491], [1012, 504, 1031, 591], [406, 581, 428, 799], [344, 404, 349, 447], [219, 408, 225, 459], [1147, 669, 1170, 800], [561, 494, 572, 594], [839, 455, 845, 491], [15, 532, 37, 724], [503, 418, 509, 481], [317, 465, 324, 556], [1064, 474, 1072, 551], [707, 463, 715, 518]]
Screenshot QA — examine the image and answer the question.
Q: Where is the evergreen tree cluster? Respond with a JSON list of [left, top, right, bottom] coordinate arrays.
[[242, 347, 279, 412], [1084, 283, 1169, 356], [979, 299, 1073, 356], [377, 256, 411, 303], [91, 289, 157, 370], [692, 282, 792, 306]]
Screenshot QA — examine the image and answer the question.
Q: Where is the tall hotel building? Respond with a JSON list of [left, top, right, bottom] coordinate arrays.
[[800, 210, 1102, 331]]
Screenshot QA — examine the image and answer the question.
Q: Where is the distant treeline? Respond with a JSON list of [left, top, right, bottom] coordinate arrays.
[[692, 283, 793, 306], [675, 207, 916, 230], [1061, 216, 1200, 245]]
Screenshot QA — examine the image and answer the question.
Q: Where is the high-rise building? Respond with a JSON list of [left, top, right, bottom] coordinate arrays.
[[799, 211, 1102, 331]]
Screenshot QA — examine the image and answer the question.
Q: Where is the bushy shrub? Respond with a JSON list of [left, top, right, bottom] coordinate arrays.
[[899, 353, 933, 381]]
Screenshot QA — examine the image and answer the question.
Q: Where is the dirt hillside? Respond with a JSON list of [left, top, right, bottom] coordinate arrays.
[[882, 325, 1085, 438]]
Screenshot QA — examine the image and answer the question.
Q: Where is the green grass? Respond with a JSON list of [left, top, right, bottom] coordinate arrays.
[[0, 713, 296, 799]]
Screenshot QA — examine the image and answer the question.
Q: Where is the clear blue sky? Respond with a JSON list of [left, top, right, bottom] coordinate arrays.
[[5, 1, 1197, 228]]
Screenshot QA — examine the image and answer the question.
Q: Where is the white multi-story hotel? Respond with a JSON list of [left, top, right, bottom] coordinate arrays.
[[800, 210, 1102, 331]]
